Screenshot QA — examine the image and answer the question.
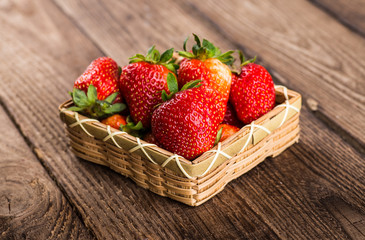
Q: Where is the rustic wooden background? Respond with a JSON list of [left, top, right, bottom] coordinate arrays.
[[1, 0, 364, 239]]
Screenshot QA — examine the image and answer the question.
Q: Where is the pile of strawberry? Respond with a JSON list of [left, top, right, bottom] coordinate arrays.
[[69, 35, 275, 161]]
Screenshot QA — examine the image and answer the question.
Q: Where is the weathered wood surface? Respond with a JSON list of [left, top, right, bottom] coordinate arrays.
[[1, 0, 364, 239], [181, 0, 365, 153], [310, 0, 365, 37], [0, 107, 94, 240], [55, 0, 365, 154]]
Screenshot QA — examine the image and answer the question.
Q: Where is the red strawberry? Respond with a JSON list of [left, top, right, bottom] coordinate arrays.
[[178, 34, 234, 118], [230, 53, 275, 124], [120, 46, 176, 128], [222, 102, 244, 128], [74, 57, 122, 103], [217, 124, 240, 142], [143, 132, 159, 145], [101, 114, 127, 129], [152, 85, 222, 160], [69, 84, 125, 119]]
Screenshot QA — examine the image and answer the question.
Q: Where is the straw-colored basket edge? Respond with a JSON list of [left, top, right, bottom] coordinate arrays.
[[59, 85, 301, 180]]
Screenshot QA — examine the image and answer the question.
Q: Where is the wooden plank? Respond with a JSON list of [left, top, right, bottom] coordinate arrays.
[[0, 1, 278, 239], [54, 0, 365, 154], [234, 107, 365, 239], [173, 0, 365, 153], [322, 197, 365, 240], [0, 107, 94, 239], [1, 0, 364, 239], [52, 0, 237, 65], [310, 0, 365, 37]]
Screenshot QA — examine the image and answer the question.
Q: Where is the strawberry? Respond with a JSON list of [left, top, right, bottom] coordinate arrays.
[[74, 57, 122, 103], [230, 53, 275, 124], [69, 84, 125, 119], [222, 102, 244, 128], [101, 114, 126, 129], [216, 124, 240, 143], [101, 113, 145, 138], [143, 132, 159, 145], [120, 46, 177, 128], [152, 83, 222, 160], [178, 34, 234, 117]]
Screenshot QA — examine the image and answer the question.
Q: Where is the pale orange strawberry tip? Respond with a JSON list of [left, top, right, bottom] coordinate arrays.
[[217, 124, 240, 143], [177, 54, 232, 115], [101, 114, 127, 129]]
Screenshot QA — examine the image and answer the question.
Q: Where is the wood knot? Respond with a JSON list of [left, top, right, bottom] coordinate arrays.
[[306, 98, 319, 112], [0, 174, 44, 217]]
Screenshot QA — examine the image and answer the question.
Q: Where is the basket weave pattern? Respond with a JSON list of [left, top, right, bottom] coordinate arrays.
[[59, 86, 301, 206]]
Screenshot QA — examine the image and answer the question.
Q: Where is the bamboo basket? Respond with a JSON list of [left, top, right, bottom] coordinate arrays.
[[59, 85, 301, 206]]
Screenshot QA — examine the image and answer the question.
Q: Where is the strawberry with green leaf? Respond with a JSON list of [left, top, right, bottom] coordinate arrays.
[[120, 115, 144, 137], [151, 75, 221, 160], [120, 46, 177, 128], [178, 34, 234, 117], [100, 113, 144, 137], [216, 124, 240, 143], [101, 114, 127, 129], [69, 84, 125, 119], [230, 52, 275, 124], [74, 57, 122, 103]]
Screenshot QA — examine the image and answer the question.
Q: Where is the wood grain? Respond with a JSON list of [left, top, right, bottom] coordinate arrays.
[[52, 0, 238, 65], [310, 0, 365, 37], [0, 106, 94, 240], [176, 0, 365, 153], [54, 0, 365, 154], [1, 0, 364, 239], [0, 1, 278, 239], [322, 197, 365, 240]]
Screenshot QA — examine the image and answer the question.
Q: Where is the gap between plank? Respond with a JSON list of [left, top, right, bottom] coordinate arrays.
[[49, 0, 365, 156], [308, 0, 365, 38], [51, 0, 108, 58], [176, 1, 365, 156], [0, 96, 97, 240]]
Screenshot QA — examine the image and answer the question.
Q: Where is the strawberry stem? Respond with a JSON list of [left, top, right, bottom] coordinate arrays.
[[129, 46, 178, 73], [159, 74, 203, 103], [179, 34, 234, 65], [120, 116, 145, 137], [239, 50, 256, 66], [69, 84, 126, 119]]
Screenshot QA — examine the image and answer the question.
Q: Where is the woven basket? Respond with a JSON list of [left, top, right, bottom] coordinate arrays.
[[59, 85, 301, 206]]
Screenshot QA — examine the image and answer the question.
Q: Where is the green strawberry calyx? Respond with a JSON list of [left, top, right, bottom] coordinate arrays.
[[68, 84, 126, 119], [160, 73, 202, 103], [129, 46, 178, 73], [178, 34, 234, 65], [239, 50, 256, 66], [120, 116, 144, 138]]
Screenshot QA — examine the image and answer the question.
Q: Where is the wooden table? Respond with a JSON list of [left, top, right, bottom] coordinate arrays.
[[1, 0, 364, 239]]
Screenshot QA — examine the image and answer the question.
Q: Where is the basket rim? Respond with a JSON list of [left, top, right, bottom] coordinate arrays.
[[59, 86, 301, 178]]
